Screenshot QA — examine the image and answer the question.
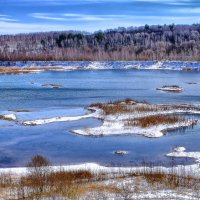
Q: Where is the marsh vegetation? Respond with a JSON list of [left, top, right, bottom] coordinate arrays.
[[0, 155, 200, 200]]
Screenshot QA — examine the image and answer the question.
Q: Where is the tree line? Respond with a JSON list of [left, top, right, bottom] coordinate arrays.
[[1, 24, 200, 61]]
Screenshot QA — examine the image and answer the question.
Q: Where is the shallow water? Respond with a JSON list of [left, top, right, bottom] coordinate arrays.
[[0, 68, 200, 167]]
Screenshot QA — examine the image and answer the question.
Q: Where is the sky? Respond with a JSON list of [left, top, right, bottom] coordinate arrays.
[[0, 0, 200, 34]]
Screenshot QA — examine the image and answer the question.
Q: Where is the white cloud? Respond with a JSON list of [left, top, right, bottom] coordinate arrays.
[[0, 14, 18, 22], [31, 13, 117, 21], [0, 17, 18, 22], [31, 13, 71, 21], [0, 14, 10, 17], [31, 12, 199, 23], [175, 8, 200, 14]]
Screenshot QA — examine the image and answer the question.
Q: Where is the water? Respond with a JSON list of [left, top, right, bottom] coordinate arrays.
[[0, 66, 200, 167]]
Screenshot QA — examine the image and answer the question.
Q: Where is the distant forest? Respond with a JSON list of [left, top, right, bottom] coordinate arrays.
[[1, 24, 200, 61]]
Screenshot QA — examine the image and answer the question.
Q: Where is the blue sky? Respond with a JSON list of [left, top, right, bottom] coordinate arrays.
[[0, 0, 200, 34]]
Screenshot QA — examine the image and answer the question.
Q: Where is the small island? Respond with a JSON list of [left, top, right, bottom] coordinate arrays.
[[114, 150, 128, 155], [156, 85, 183, 92], [42, 84, 63, 88], [72, 99, 199, 138], [0, 114, 16, 121]]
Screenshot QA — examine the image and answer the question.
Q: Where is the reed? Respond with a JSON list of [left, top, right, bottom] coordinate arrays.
[[0, 155, 200, 199], [126, 115, 186, 128], [0, 66, 64, 75]]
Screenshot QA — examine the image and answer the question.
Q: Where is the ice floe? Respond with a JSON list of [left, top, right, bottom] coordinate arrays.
[[23, 113, 93, 126], [22, 108, 100, 126], [167, 147, 200, 163], [157, 85, 183, 92]]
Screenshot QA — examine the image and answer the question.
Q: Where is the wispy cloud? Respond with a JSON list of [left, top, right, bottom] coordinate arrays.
[[0, 17, 18, 22], [0, 14, 18, 22], [0, 14, 197, 35], [0, 14, 10, 17], [31, 13, 70, 21], [31, 13, 118, 21], [31, 12, 199, 24], [175, 7, 200, 14], [1, 0, 200, 34]]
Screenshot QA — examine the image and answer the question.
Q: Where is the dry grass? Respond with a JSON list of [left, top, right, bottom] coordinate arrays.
[[126, 115, 186, 128], [0, 115, 7, 120], [42, 84, 63, 88], [0, 66, 64, 75], [90, 99, 200, 116], [0, 172, 13, 188], [90, 99, 156, 115], [143, 172, 200, 189], [1, 155, 200, 199], [162, 85, 181, 88], [19, 169, 94, 199], [46, 170, 94, 184]]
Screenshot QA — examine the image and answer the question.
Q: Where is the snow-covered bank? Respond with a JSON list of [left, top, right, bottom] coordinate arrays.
[[1, 148, 200, 200], [73, 120, 195, 138], [0, 147, 199, 177], [1, 160, 200, 178], [72, 100, 200, 138], [22, 108, 100, 125], [1, 61, 200, 72], [23, 113, 94, 126]]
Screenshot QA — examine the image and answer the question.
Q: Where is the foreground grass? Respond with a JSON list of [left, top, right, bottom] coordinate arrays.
[[0, 155, 200, 200]]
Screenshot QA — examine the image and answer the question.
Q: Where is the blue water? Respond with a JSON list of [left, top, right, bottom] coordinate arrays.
[[0, 68, 200, 167]]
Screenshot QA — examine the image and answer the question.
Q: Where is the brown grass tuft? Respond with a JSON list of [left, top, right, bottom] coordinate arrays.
[[142, 171, 200, 189], [126, 115, 185, 128], [0, 66, 64, 75], [1, 155, 200, 199], [90, 99, 154, 115]]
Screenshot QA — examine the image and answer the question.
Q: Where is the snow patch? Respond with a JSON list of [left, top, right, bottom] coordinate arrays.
[[0, 114, 16, 121], [72, 102, 199, 138], [23, 113, 93, 126], [22, 108, 100, 126], [1, 161, 200, 178], [73, 120, 194, 138], [167, 147, 200, 163], [174, 146, 186, 152]]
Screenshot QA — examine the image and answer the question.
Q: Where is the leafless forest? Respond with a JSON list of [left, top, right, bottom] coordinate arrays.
[[1, 24, 200, 61]]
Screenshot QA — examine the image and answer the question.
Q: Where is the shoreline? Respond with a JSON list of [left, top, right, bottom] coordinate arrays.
[[0, 61, 200, 74]]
